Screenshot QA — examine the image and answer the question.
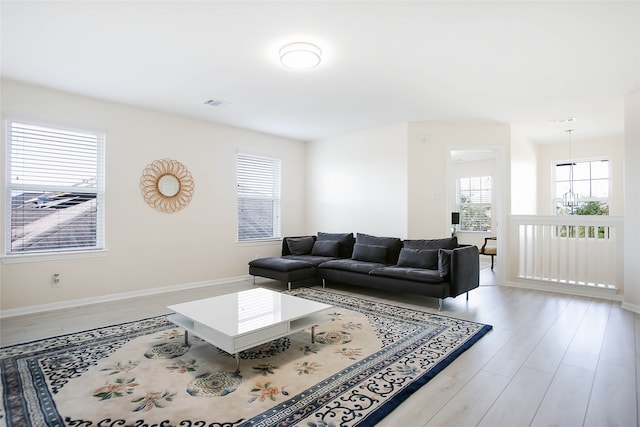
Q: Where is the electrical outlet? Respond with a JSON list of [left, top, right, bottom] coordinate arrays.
[[51, 273, 61, 287]]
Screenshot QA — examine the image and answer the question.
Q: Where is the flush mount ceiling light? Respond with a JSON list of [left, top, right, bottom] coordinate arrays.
[[279, 42, 322, 70]]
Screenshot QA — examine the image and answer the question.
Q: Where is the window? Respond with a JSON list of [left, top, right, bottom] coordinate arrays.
[[5, 121, 105, 255], [236, 153, 281, 241], [554, 159, 609, 215], [457, 176, 492, 232]]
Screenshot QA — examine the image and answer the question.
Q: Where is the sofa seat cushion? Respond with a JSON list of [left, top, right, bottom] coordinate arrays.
[[318, 259, 385, 274], [369, 266, 445, 284], [249, 257, 314, 272], [282, 255, 337, 266]]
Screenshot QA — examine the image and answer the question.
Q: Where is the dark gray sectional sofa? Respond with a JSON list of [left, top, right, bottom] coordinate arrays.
[[248, 232, 480, 307]]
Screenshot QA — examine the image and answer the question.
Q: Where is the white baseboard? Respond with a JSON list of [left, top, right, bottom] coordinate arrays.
[[503, 279, 623, 302], [621, 301, 640, 314], [0, 275, 254, 319]]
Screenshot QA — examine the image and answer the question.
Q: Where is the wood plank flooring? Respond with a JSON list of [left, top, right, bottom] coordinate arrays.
[[1, 268, 638, 426]]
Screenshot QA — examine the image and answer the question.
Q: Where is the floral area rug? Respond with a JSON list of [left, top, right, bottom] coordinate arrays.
[[0, 287, 492, 427]]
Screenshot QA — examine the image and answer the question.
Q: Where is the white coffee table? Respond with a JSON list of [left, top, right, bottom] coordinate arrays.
[[166, 288, 332, 372]]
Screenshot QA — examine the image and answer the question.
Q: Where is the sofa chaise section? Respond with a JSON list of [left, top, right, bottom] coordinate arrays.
[[248, 233, 355, 290], [248, 257, 317, 290]]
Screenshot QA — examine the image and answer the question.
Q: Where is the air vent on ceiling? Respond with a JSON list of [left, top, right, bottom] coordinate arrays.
[[204, 98, 228, 107], [550, 117, 576, 125]]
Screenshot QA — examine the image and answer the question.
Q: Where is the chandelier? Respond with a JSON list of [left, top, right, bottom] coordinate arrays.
[[562, 129, 578, 211]]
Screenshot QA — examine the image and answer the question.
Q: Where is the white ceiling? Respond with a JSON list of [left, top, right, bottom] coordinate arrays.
[[2, 1, 639, 144]]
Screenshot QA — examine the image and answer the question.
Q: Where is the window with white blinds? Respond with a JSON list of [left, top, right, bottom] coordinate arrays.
[[5, 121, 105, 255], [237, 153, 281, 241], [458, 176, 492, 232]]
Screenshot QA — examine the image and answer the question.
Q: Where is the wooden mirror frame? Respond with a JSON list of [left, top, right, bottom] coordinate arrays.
[[140, 159, 195, 213]]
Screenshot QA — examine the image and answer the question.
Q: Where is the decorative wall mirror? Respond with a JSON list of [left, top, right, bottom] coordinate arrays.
[[140, 158, 195, 213]]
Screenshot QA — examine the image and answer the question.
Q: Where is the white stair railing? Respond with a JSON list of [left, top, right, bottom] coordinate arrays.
[[509, 215, 624, 292]]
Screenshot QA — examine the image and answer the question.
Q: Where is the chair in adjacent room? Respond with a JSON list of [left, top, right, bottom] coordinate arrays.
[[479, 236, 497, 270]]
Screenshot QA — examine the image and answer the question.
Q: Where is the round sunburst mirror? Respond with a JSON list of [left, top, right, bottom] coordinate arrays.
[[140, 159, 195, 213]]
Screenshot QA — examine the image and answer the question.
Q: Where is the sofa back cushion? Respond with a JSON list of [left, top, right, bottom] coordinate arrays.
[[352, 243, 388, 264], [396, 248, 439, 269], [282, 235, 317, 255], [317, 232, 355, 258], [403, 236, 458, 250], [317, 232, 352, 241], [286, 236, 315, 255], [356, 233, 402, 264]]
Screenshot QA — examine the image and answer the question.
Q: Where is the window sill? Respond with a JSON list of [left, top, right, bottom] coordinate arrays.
[[237, 238, 282, 246], [0, 249, 108, 264]]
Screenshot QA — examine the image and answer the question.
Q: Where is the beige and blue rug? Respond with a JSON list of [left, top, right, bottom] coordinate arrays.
[[0, 288, 492, 426]]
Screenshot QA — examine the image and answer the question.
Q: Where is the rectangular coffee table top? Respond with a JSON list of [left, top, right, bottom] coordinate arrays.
[[167, 287, 332, 338]]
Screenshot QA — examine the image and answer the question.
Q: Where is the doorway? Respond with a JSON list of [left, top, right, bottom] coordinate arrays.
[[447, 148, 504, 283]]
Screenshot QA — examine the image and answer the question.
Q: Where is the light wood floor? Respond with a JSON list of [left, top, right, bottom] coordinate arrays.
[[1, 268, 638, 426]]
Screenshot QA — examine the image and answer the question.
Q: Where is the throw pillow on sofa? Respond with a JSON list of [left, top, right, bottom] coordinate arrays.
[[311, 240, 341, 257], [438, 249, 453, 278], [317, 232, 355, 258], [352, 243, 388, 264], [286, 236, 315, 255], [396, 248, 439, 270]]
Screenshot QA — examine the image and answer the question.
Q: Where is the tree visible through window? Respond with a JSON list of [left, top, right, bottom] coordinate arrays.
[[237, 153, 281, 241], [554, 159, 610, 238], [6, 121, 105, 254], [458, 176, 492, 232], [555, 159, 609, 215]]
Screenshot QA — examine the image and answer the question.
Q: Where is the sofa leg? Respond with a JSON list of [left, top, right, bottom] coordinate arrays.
[[438, 298, 443, 311], [253, 276, 256, 286], [322, 279, 326, 289], [466, 291, 469, 301], [287, 281, 292, 291]]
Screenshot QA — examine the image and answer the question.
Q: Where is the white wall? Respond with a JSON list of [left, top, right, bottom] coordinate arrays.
[[407, 122, 511, 239], [622, 91, 640, 312], [306, 123, 408, 237], [536, 135, 625, 215], [0, 79, 307, 311], [510, 128, 537, 215]]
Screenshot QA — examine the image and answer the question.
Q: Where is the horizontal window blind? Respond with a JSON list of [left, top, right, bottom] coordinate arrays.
[[460, 204, 492, 232], [9, 122, 99, 187], [237, 153, 281, 241], [6, 121, 105, 254]]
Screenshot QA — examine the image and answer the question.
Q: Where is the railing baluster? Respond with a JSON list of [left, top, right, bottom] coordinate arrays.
[[510, 215, 621, 291]]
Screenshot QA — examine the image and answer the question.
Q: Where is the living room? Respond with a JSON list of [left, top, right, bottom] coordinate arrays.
[[1, 1, 639, 315], [1, 1, 640, 425]]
